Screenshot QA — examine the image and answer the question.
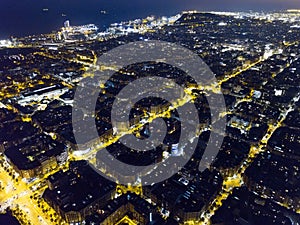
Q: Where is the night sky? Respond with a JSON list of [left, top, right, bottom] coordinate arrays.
[[0, 0, 300, 38]]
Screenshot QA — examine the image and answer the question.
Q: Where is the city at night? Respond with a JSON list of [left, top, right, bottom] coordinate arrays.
[[0, 1, 300, 225]]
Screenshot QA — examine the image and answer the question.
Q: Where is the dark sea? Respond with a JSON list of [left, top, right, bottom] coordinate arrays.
[[0, 0, 193, 39]]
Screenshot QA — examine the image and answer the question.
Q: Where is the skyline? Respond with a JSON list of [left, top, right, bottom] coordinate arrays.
[[1, 0, 300, 38]]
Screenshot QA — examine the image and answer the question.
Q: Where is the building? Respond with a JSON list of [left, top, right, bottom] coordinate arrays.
[[43, 161, 116, 223], [64, 20, 70, 28], [4, 134, 67, 178]]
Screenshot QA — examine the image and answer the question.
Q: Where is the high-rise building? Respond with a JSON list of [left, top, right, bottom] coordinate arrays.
[[64, 20, 70, 28]]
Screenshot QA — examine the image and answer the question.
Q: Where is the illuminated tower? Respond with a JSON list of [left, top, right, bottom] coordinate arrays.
[[64, 20, 70, 28]]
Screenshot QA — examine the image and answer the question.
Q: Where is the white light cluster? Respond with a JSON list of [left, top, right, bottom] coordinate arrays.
[[0, 39, 12, 47]]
